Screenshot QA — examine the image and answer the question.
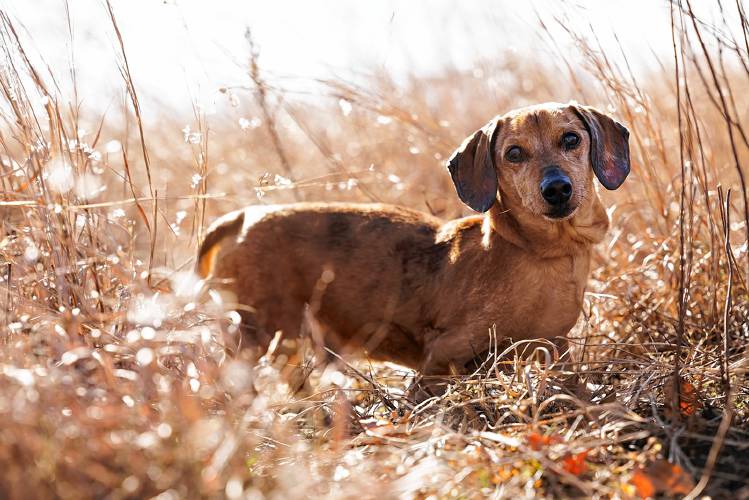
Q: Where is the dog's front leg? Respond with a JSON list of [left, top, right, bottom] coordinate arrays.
[[409, 328, 489, 400]]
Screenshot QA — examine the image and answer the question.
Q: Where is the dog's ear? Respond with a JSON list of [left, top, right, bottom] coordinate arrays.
[[570, 104, 630, 190], [447, 117, 501, 212]]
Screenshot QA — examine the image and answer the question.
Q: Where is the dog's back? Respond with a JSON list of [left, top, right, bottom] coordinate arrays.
[[197, 202, 445, 365]]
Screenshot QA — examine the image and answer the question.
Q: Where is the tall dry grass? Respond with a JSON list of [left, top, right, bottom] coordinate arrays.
[[0, 1, 749, 498]]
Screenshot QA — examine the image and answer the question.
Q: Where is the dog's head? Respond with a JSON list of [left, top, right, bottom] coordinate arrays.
[[447, 102, 630, 221]]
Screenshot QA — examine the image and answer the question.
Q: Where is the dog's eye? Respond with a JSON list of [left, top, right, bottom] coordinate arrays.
[[504, 146, 524, 163], [562, 132, 580, 150]]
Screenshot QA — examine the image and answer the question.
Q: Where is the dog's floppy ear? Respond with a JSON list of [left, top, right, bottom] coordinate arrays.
[[447, 117, 501, 212], [570, 104, 630, 190]]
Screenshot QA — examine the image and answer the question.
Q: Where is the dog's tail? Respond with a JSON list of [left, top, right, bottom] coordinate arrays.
[[196, 210, 245, 278]]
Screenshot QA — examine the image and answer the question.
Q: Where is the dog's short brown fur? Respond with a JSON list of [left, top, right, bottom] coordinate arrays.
[[197, 102, 630, 379]]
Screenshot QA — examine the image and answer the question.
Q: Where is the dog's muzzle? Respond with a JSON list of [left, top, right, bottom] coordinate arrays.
[[540, 166, 573, 218]]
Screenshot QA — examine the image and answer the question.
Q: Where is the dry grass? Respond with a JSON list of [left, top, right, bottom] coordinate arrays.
[[1, 1, 749, 498]]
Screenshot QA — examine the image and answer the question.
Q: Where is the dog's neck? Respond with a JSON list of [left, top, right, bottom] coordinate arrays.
[[484, 192, 609, 258]]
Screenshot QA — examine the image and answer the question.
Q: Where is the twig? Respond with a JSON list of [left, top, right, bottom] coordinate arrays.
[[684, 189, 735, 499]]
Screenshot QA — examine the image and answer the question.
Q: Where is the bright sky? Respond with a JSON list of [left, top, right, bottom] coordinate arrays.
[[1, 0, 721, 113]]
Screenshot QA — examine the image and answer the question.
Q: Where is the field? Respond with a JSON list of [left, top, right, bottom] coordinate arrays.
[[1, 1, 749, 498]]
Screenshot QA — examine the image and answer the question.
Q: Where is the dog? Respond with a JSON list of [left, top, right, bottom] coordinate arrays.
[[197, 102, 630, 387]]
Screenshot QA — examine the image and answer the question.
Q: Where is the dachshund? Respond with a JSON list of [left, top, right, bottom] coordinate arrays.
[[197, 102, 630, 387]]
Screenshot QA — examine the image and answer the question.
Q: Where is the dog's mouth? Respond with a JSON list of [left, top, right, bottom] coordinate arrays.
[[543, 203, 578, 221]]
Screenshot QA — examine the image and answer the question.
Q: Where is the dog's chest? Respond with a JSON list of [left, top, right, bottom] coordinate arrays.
[[483, 252, 588, 339]]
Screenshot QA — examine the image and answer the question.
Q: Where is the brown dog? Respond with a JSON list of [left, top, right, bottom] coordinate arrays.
[[197, 102, 629, 382]]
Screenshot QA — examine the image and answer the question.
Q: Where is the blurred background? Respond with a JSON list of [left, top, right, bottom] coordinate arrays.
[[8, 0, 676, 109], [3, 0, 737, 267]]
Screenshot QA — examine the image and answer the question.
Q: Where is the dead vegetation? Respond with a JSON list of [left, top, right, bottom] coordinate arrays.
[[0, 1, 749, 498]]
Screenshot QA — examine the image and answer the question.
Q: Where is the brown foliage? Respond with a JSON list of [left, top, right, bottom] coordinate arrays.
[[0, 2, 749, 498]]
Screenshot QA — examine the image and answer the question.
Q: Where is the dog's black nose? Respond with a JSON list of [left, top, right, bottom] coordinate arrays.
[[540, 167, 572, 206]]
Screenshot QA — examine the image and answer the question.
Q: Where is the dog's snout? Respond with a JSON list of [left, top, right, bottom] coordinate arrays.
[[540, 167, 572, 206]]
